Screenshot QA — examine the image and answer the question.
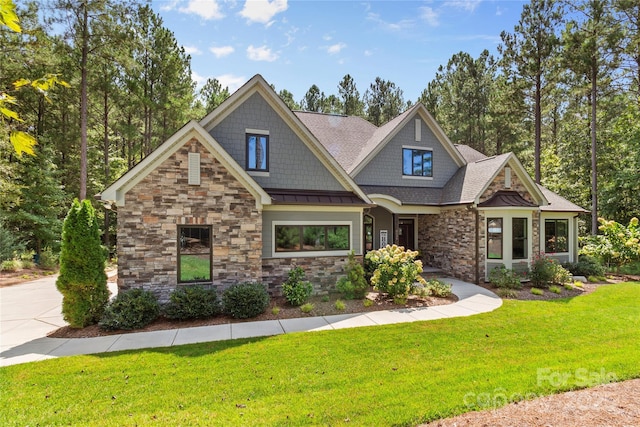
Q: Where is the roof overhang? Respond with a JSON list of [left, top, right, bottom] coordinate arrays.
[[368, 194, 440, 214]]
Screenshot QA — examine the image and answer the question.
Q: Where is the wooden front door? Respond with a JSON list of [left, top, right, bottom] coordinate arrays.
[[398, 219, 415, 250]]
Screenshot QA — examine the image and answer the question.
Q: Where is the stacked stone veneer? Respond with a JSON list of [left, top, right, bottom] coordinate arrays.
[[117, 138, 262, 301], [418, 208, 484, 283], [262, 255, 355, 295]]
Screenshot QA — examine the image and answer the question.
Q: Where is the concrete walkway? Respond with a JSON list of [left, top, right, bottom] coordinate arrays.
[[1, 276, 501, 367]]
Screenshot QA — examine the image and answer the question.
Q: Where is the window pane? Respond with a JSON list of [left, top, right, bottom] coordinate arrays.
[[247, 135, 257, 169], [403, 149, 412, 175], [256, 136, 267, 170], [556, 220, 568, 252], [276, 225, 300, 251], [327, 226, 350, 250], [303, 226, 325, 250], [487, 218, 503, 259], [422, 151, 432, 176], [178, 226, 211, 282], [512, 218, 527, 259], [546, 219, 568, 253], [179, 255, 211, 282]]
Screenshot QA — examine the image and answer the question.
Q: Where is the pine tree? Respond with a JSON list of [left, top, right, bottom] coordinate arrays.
[[56, 199, 108, 328]]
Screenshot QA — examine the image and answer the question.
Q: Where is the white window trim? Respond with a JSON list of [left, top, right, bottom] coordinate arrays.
[[272, 220, 353, 258], [248, 171, 270, 177], [246, 128, 269, 135], [402, 175, 434, 181]]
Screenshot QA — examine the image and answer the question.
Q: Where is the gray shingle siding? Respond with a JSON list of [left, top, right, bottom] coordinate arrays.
[[262, 210, 362, 258], [354, 114, 459, 188], [209, 93, 344, 191]]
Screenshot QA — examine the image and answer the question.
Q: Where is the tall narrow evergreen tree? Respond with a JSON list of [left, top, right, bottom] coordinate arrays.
[[56, 199, 108, 328]]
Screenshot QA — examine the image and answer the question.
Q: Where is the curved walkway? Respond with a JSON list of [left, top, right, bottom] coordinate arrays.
[[0, 277, 501, 367]]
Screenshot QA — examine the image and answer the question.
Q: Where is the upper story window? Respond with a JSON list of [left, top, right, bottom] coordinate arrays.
[[403, 147, 432, 177], [246, 133, 268, 171]]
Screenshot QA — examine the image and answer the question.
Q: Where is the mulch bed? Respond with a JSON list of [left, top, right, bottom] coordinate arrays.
[[48, 290, 458, 339]]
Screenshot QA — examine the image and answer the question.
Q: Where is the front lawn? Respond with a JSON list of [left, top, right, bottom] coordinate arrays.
[[1, 283, 639, 426]]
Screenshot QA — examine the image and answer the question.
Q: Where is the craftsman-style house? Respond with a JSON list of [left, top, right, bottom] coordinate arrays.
[[99, 75, 586, 299]]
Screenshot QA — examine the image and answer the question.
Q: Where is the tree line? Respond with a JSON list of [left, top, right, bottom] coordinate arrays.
[[1, 0, 639, 261]]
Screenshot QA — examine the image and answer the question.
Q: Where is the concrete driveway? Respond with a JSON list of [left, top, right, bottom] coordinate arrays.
[[0, 274, 117, 366]]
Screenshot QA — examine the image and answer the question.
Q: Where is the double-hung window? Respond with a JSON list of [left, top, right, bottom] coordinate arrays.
[[512, 218, 528, 259], [403, 148, 433, 177], [246, 133, 268, 171], [487, 218, 503, 259]]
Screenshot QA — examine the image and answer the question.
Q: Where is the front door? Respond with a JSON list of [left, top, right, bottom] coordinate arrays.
[[398, 219, 415, 250]]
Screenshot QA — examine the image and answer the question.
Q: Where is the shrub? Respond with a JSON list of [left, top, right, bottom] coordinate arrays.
[[365, 245, 426, 301], [56, 199, 109, 328], [334, 299, 346, 311], [488, 265, 523, 289], [529, 253, 572, 288], [38, 247, 59, 270], [271, 306, 281, 316], [300, 303, 314, 313], [496, 289, 518, 298], [0, 259, 21, 272], [163, 286, 220, 320], [562, 255, 604, 277], [0, 222, 24, 262], [581, 217, 640, 268], [363, 299, 374, 308], [549, 285, 562, 294], [222, 282, 270, 319], [425, 279, 453, 297], [281, 266, 313, 306], [99, 289, 160, 331], [336, 251, 369, 299], [530, 287, 544, 296]]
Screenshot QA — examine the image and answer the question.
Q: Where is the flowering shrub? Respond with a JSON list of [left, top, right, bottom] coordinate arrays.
[[581, 217, 640, 269], [529, 253, 572, 288], [488, 265, 522, 290], [365, 245, 426, 302]]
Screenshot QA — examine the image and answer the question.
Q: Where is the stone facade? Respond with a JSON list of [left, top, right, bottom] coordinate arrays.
[[117, 138, 262, 302], [418, 208, 484, 283], [480, 167, 534, 204], [262, 255, 356, 295]]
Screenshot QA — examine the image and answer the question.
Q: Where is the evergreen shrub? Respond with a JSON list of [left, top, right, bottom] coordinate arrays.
[[222, 282, 270, 319], [56, 199, 109, 328], [336, 251, 368, 299], [163, 285, 220, 320], [281, 266, 313, 306], [99, 288, 160, 331]]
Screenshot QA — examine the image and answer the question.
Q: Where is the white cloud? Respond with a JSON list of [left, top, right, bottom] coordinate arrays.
[[183, 45, 202, 55], [364, 49, 373, 57], [210, 45, 235, 58], [496, 6, 504, 16], [327, 42, 346, 55], [179, 0, 224, 20], [160, 0, 179, 12], [240, 0, 288, 25], [419, 6, 439, 27], [366, 12, 414, 32], [443, 0, 481, 13], [216, 74, 246, 92], [191, 71, 208, 89], [247, 45, 278, 61]]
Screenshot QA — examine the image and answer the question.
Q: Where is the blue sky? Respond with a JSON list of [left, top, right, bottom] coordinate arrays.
[[154, 0, 528, 103]]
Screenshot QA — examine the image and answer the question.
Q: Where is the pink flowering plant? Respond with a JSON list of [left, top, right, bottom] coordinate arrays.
[[365, 244, 427, 303], [528, 252, 572, 288]]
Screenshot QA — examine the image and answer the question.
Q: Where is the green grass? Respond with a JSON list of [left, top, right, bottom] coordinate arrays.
[[1, 283, 639, 426]]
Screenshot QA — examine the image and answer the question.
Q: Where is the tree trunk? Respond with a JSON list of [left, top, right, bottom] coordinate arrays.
[[591, 63, 598, 235], [534, 69, 542, 184], [79, 2, 89, 200], [103, 83, 110, 250]]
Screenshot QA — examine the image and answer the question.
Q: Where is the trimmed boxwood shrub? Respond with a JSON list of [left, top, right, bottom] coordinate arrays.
[[222, 282, 270, 319], [562, 255, 605, 277], [163, 285, 220, 320], [99, 288, 160, 331]]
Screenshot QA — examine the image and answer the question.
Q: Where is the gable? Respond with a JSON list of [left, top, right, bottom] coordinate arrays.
[[353, 109, 462, 188], [99, 121, 271, 208], [208, 92, 346, 192], [478, 156, 546, 206], [199, 75, 371, 204]]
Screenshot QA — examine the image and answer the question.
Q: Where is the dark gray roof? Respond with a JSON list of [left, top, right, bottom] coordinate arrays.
[[265, 188, 372, 206], [537, 184, 589, 212], [294, 111, 377, 172], [454, 144, 488, 163], [440, 153, 512, 205], [478, 190, 537, 208], [359, 185, 443, 205]]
